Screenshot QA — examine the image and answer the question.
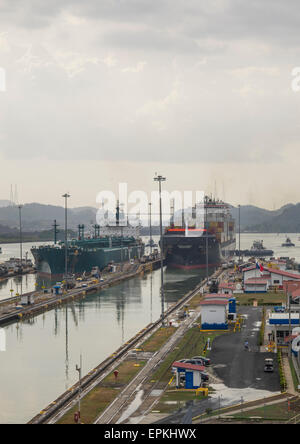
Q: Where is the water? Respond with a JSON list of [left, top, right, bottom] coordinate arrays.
[[0, 241, 53, 301], [0, 264, 206, 424], [239, 232, 300, 262], [0, 232, 298, 424]]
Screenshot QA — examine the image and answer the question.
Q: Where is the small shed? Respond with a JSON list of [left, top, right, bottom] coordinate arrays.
[[172, 361, 205, 389], [200, 299, 228, 330]]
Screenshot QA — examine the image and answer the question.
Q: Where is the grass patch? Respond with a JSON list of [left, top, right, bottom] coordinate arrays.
[[187, 293, 204, 310], [289, 358, 300, 392], [235, 292, 285, 306], [155, 390, 201, 414], [231, 400, 299, 422], [57, 360, 145, 424], [142, 327, 176, 352], [151, 327, 223, 384]]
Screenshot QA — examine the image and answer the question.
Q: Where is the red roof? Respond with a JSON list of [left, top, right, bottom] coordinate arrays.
[[219, 283, 235, 289], [205, 293, 231, 298], [242, 265, 256, 272], [292, 289, 300, 300], [172, 361, 205, 371], [283, 281, 300, 294], [200, 299, 228, 306], [268, 268, 300, 279]]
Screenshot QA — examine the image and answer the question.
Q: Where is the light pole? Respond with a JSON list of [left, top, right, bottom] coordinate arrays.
[[75, 354, 82, 424], [62, 193, 70, 280], [149, 202, 153, 255], [18, 205, 23, 298], [238, 204, 241, 263], [154, 174, 166, 326], [205, 198, 209, 285]]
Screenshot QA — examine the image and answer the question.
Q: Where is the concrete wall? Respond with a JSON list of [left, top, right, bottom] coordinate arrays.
[[201, 305, 226, 325]]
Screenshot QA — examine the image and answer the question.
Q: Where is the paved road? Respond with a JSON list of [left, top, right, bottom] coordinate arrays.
[[210, 306, 279, 391], [156, 306, 280, 424]]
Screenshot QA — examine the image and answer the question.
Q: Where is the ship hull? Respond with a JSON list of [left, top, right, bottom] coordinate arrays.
[[163, 235, 235, 270], [31, 244, 144, 276]]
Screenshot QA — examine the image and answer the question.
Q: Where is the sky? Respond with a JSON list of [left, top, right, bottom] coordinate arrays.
[[1, 0, 300, 210]]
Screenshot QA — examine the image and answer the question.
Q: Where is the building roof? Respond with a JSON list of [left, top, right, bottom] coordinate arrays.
[[200, 299, 229, 306], [242, 265, 256, 272], [283, 281, 300, 294], [291, 289, 300, 300], [172, 361, 205, 372], [268, 268, 300, 279], [219, 283, 235, 289], [205, 293, 231, 298]]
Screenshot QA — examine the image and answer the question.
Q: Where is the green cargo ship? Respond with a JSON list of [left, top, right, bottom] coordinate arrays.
[[31, 226, 144, 276]]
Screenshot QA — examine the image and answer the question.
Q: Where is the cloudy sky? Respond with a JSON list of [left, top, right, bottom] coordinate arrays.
[[1, 0, 300, 209]]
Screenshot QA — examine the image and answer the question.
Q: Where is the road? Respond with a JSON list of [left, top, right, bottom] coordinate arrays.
[[155, 306, 280, 424]]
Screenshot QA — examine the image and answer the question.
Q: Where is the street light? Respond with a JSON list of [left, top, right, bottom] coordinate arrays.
[[238, 204, 241, 263], [18, 205, 23, 298], [75, 354, 82, 424], [62, 193, 70, 280], [154, 174, 166, 326]]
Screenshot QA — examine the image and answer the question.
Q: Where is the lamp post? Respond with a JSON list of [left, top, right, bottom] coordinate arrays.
[[62, 193, 70, 280], [75, 354, 82, 424], [238, 204, 241, 263], [18, 205, 23, 298], [149, 202, 153, 255], [154, 174, 166, 326], [205, 197, 209, 285]]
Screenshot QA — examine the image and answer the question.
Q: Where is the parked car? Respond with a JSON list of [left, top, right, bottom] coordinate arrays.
[[200, 372, 209, 382], [264, 358, 274, 372], [184, 359, 205, 366], [192, 356, 211, 366]]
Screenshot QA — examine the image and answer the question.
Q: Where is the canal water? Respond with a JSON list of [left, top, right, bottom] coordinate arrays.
[[0, 232, 299, 423], [0, 241, 208, 424]]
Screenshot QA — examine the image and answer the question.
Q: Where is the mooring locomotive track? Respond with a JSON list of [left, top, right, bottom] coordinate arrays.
[[29, 268, 222, 424]]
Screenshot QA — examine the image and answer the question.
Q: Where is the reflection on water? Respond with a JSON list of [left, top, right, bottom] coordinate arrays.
[[0, 232, 296, 424], [0, 266, 207, 424]]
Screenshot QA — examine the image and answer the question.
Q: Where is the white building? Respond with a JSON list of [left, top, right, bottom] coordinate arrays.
[[200, 299, 228, 330], [244, 278, 268, 293], [268, 268, 300, 288]]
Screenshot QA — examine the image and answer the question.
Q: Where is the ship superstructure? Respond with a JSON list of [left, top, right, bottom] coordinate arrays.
[[163, 197, 236, 269]]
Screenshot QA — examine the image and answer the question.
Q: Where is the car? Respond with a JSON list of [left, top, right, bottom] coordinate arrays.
[[200, 372, 209, 382], [264, 358, 274, 372], [184, 359, 205, 366], [192, 356, 211, 366]]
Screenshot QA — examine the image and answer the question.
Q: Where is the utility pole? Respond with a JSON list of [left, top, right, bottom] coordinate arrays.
[[62, 193, 70, 280], [238, 204, 241, 263], [75, 354, 82, 424], [149, 202, 153, 255], [205, 197, 209, 285], [18, 205, 23, 299], [154, 174, 166, 326]]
